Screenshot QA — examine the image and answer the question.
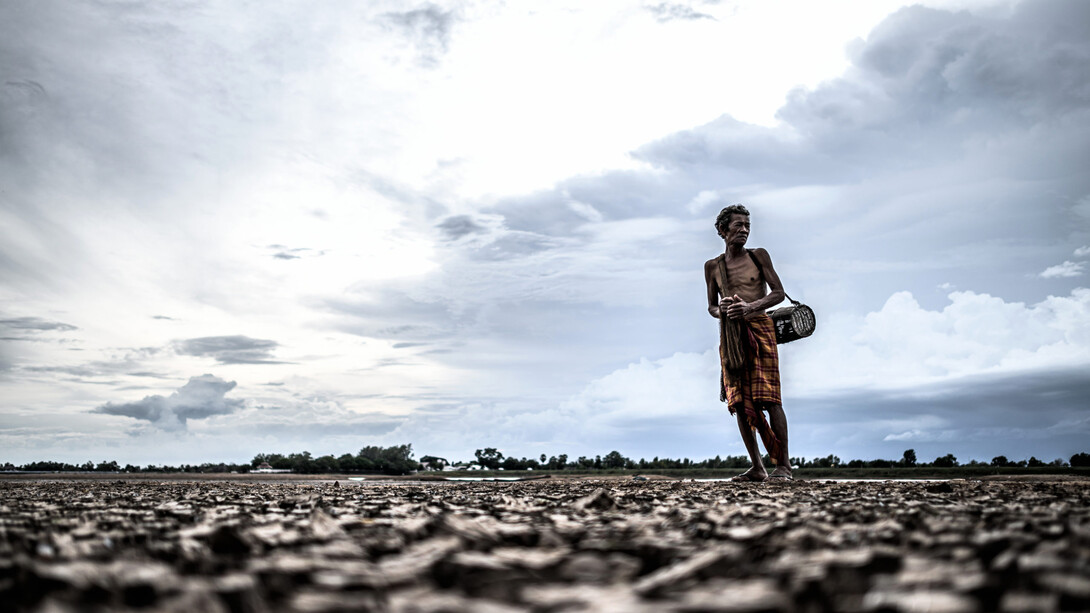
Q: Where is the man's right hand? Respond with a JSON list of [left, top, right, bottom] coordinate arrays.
[[718, 296, 735, 319]]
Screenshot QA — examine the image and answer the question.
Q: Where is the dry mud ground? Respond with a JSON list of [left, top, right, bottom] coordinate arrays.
[[1, 479, 1089, 612]]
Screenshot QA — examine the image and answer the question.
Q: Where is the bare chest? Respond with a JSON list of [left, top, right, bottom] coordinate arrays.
[[717, 254, 766, 300]]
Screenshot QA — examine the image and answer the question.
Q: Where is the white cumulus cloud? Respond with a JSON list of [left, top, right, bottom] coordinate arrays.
[[1040, 261, 1085, 278], [93, 374, 244, 431]]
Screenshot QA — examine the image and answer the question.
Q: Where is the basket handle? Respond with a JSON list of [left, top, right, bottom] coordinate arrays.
[[746, 250, 802, 308]]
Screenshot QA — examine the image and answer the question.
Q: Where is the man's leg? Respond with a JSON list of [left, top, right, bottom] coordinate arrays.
[[733, 410, 768, 481], [765, 403, 791, 478]]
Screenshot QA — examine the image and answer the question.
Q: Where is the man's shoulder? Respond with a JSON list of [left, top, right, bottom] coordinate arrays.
[[704, 255, 724, 269], [748, 247, 774, 263]]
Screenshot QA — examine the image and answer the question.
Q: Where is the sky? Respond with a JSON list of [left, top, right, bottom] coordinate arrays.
[[2, 0, 1088, 467]]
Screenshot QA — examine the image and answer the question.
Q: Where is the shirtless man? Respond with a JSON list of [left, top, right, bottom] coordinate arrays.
[[704, 204, 792, 481]]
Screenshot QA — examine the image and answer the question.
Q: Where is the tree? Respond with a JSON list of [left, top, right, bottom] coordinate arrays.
[[1070, 452, 1090, 467], [602, 450, 627, 469], [901, 449, 917, 467], [990, 455, 1009, 467], [338, 453, 360, 472], [1027, 456, 1044, 467], [265, 454, 290, 469], [933, 454, 958, 468], [474, 448, 504, 470], [314, 455, 338, 473], [358, 444, 417, 474], [811, 454, 841, 468], [289, 451, 315, 473]]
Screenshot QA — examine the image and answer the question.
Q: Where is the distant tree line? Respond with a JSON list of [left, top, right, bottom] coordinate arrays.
[[3, 444, 420, 475], [250, 445, 418, 475], [4, 447, 1086, 474], [5, 460, 255, 474], [461, 448, 1078, 471]]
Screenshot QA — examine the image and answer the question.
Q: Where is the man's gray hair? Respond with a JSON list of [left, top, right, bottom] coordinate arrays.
[[715, 204, 750, 235]]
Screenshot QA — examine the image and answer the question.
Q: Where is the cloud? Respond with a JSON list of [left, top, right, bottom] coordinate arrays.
[[1074, 246, 1090, 257], [632, 0, 1090, 208], [436, 215, 489, 240], [1040, 261, 1085, 278], [543, 287, 1090, 460], [93, 374, 243, 431], [5, 1, 1090, 465], [381, 4, 456, 67], [645, 3, 716, 23], [267, 244, 324, 260], [0, 317, 78, 333], [392, 342, 429, 349], [14, 346, 164, 383], [174, 336, 285, 365], [792, 288, 1090, 392]]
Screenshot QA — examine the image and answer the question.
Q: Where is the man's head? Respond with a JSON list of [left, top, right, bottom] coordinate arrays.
[[715, 204, 751, 245]]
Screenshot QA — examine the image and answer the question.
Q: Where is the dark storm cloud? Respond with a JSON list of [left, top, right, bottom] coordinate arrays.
[[543, 0, 1090, 310], [638, 2, 1090, 181], [93, 374, 243, 431], [645, 3, 716, 23], [381, 4, 457, 67], [174, 336, 285, 365], [793, 366, 1090, 461]]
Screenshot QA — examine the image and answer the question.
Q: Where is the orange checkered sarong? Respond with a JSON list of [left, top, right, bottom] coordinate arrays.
[[721, 314, 783, 465]]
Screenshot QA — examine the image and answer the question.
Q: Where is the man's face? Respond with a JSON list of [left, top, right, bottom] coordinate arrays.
[[724, 214, 750, 246]]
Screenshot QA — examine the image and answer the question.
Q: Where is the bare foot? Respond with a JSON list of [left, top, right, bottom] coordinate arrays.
[[768, 467, 793, 481], [730, 469, 768, 482]]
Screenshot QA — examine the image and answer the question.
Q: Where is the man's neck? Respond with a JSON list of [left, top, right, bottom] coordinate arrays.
[[726, 243, 747, 258]]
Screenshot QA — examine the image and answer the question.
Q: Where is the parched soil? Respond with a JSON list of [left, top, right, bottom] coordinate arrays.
[[1, 479, 1088, 612]]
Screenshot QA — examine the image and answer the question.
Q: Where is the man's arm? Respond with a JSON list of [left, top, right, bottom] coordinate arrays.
[[724, 248, 786, 319], [704, 259, 722, 319]]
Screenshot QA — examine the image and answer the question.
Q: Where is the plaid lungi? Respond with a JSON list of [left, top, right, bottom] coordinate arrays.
[[721, 314, 783, 464]]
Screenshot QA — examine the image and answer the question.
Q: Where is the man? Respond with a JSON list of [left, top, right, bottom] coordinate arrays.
[[704, 204, 792, 481]]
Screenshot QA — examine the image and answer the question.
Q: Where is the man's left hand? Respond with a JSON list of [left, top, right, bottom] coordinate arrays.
[[725, 295, 749, 320]]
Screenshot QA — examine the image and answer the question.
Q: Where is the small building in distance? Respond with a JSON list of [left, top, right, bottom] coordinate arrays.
[[252, 462, 292, 474], [419, 456, 450, 471]]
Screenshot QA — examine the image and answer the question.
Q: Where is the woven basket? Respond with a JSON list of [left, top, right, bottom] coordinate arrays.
[[768, 300, 816, 344]]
